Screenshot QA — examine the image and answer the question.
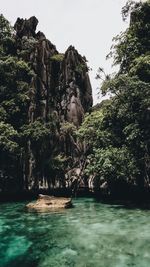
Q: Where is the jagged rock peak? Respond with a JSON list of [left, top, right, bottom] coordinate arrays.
[[14, 16, 57, 55], [13, 16, 93, 128], [61, 45, 93, 121], [65, 45, 86, 62], [14, 16, 39, 38], [63, 45, 88, 72]]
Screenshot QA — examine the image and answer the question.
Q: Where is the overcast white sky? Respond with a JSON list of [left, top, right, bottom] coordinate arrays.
[[1, 0, 129, 104]]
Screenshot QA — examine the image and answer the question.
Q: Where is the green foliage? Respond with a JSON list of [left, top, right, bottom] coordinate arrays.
[[108, 1, 150, 73], [60, 122, 76, 137], [0, 107, 7, 122], [121, 0, 138, 21], [95, 73, 150, 187], [86, 146, 139, 185], [77, 110, 112, 148], [0, 14, 12, 41], [0, 15, 36, 188], [0, 56, 34, 127], [129, 55, 150, 82], [0, 122, 19, 153], [0, 14, 15, 56], [75, 63, 86, 74], [50, 154, 68, 171], [81, 0, 150, 196], [21, 121, 51, 142], [18, 37, 38, 59], [50, 53, 64, 62]]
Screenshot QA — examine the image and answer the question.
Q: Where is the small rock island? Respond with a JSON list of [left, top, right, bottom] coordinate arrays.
[[26, 195, 72, 210]]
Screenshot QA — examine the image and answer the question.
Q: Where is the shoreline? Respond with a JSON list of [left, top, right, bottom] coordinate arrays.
[[0, 187, 150, 209]]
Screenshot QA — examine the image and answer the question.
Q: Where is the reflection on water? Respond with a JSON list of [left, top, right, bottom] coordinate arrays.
[[0, 198, 150, 267]]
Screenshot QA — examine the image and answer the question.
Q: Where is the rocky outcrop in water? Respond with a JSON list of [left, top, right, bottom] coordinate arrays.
[[26, 194, 72, 210]]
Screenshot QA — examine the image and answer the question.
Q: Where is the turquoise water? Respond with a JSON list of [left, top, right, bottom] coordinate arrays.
[[0, 198, 150, 267]]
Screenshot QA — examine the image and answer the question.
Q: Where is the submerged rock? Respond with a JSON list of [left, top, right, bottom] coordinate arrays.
[[26, 194, 72, 210]]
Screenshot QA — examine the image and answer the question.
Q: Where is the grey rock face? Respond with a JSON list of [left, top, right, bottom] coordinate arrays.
[[14, 16, 93, 190], [14, 16, 39, 38], [15, 17, 92, 126], [59, 46, 93, 127]]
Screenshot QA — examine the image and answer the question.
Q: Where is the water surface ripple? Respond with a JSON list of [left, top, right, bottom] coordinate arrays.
[[0, 198, 150, 267]]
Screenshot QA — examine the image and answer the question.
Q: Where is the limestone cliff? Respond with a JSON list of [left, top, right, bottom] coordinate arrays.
[[13, 16, 93, 191]]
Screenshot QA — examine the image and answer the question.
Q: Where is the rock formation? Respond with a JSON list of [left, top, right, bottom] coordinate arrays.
[[26, 194, 72, 210], [14, 17, 92, 125], [13, 17, 93, 192]]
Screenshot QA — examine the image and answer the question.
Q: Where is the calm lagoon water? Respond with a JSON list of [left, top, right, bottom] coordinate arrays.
[[0, 198, 150, 267]]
